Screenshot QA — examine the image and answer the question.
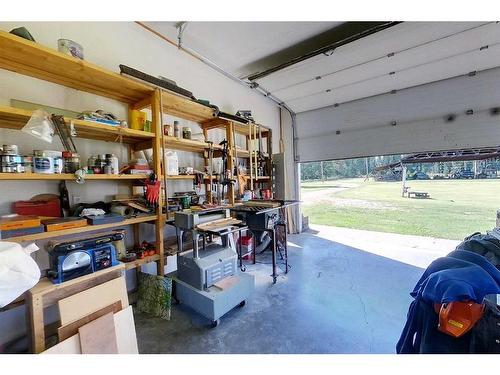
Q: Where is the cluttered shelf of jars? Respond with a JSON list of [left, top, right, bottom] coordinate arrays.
[[0, 106, 161, 268], [0, 103, 272, 270]]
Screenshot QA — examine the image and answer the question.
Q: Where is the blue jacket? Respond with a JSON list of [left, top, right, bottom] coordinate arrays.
[[411, 250, 500, 304], [397, 250, 500, 353]]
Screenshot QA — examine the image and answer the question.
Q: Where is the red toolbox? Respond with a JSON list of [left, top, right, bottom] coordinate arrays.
[[13, 199, 61, 218]]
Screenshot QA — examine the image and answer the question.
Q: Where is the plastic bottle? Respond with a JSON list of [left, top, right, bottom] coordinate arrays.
[[106, 154, 119, 174]]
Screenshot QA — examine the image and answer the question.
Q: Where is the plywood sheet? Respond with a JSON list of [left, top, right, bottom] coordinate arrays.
[[58, 277, 128, 325], [58, 301, 122, 341], [78, 313, 118, 354], [113, 306, 139, 354], [41, 334, 81, 354]]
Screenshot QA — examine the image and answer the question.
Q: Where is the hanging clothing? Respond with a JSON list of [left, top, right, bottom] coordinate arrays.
[[397, 247, 500, 353], [397, 299, 500, 353], [410, 250, 500, 304]]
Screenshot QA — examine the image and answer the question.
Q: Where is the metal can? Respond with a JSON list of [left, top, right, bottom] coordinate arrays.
[[182, 127, 191, 139], [34, 156, 55, 174], [0, 154, 23, 173], [22, 155, 33, 173], [1, 145, 19, 155], [53, 156, 63, 174], [62, 151, 80, 174]]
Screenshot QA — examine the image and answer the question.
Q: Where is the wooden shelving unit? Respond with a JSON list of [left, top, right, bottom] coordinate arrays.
[[0, 30, 272, 280], [0, 30, 165, 275], [0, 31, 153, 103], [201, 118, 274, 199], [0, 173, 149, 181], [160, 90, 214, 123], [4, 214, 157, 243], [123, 254, 161, 270], [0, 105, 155, 144]]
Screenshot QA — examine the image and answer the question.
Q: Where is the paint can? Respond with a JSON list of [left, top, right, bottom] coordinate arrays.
[[34, 156, 55, 174], [0, 154, 23, 173]]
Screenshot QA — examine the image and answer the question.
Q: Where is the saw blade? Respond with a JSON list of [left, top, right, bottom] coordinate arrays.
[[62, 251, 91, 272]]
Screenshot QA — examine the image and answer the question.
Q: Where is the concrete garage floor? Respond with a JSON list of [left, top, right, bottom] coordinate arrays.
[[134, 225, 460, 354]]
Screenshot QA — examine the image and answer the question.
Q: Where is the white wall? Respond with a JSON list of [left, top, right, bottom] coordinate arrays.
[[296, 67, 500, 162], [0, 22, 283, 348]]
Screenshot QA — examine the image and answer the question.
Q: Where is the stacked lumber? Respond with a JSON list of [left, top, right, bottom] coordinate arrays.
[[41, 276, 138, 354]]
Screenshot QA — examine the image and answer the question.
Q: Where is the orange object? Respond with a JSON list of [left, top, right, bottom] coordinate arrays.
[[41, 217, 88, 232], [434, 301, 485, 338], [0, 215, 41, 230]]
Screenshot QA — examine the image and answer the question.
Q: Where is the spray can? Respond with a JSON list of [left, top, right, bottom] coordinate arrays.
[[174, 121, 180, 139]]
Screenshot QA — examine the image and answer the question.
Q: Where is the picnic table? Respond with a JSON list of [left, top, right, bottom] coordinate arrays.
[[407, 191, 430, 199]]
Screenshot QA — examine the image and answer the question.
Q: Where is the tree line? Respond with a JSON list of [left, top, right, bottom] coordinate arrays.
[[300, 155, 500, 181]]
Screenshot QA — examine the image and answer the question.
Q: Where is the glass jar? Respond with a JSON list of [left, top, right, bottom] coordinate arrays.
[[63, 151, 80, 174], [182, 127, 191, 139]]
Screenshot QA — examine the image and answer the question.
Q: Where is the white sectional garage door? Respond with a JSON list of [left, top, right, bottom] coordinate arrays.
[[253, 22, 500, 161]]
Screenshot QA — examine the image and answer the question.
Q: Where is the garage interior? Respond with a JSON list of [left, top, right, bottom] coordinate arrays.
[[1, 18, 499, 356]]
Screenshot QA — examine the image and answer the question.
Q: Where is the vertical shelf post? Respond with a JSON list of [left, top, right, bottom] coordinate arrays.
[[151, 89, 165, 275], [226, 121, 235, 205]]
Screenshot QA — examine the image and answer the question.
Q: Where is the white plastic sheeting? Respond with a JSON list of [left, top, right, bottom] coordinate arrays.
[[0, 242, 40, 307]]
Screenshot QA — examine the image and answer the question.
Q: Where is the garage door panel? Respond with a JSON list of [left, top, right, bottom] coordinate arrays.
[[296, 66, 500, 160], [275, 22, 500, 103], [290, 46, 500, 113], [257, 22, 487, 94], [298, 111, 500, 162]]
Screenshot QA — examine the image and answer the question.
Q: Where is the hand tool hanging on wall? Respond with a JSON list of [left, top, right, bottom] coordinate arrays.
[[257, 125, 264, 177], [232, 124, 244, 197], [207, 141, 214, 204], [219, 139, 235, 204]]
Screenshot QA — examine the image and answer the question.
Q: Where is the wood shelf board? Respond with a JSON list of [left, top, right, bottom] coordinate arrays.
[[123, 254, 160, 270], [200, 118, 251, 135], [163, 136, 222, 153], [0, 105, 154, 144], [0, 173, 149, 181], [1, 214, 157, 243], [167, 175, 195, 180], [243, 175, 270, 180], [161, 91, 214, 123], [0, 31, 153, 104]]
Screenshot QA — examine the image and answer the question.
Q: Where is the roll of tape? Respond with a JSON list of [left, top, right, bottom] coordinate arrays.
[[111, 205, 134, 218]]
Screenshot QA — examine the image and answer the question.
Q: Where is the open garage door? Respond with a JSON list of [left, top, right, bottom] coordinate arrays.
[[252, 22, 500, 162], [296, 67, 500, 161]]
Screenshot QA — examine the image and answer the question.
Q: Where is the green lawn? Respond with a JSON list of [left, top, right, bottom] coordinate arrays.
[[301, 178, 500, 240]]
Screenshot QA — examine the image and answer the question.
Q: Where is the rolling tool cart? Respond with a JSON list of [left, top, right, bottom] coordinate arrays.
[[170, 208, 254, 327]]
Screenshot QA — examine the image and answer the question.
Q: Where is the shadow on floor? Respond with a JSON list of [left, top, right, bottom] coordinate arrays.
[[134, 231, 426, 354]]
